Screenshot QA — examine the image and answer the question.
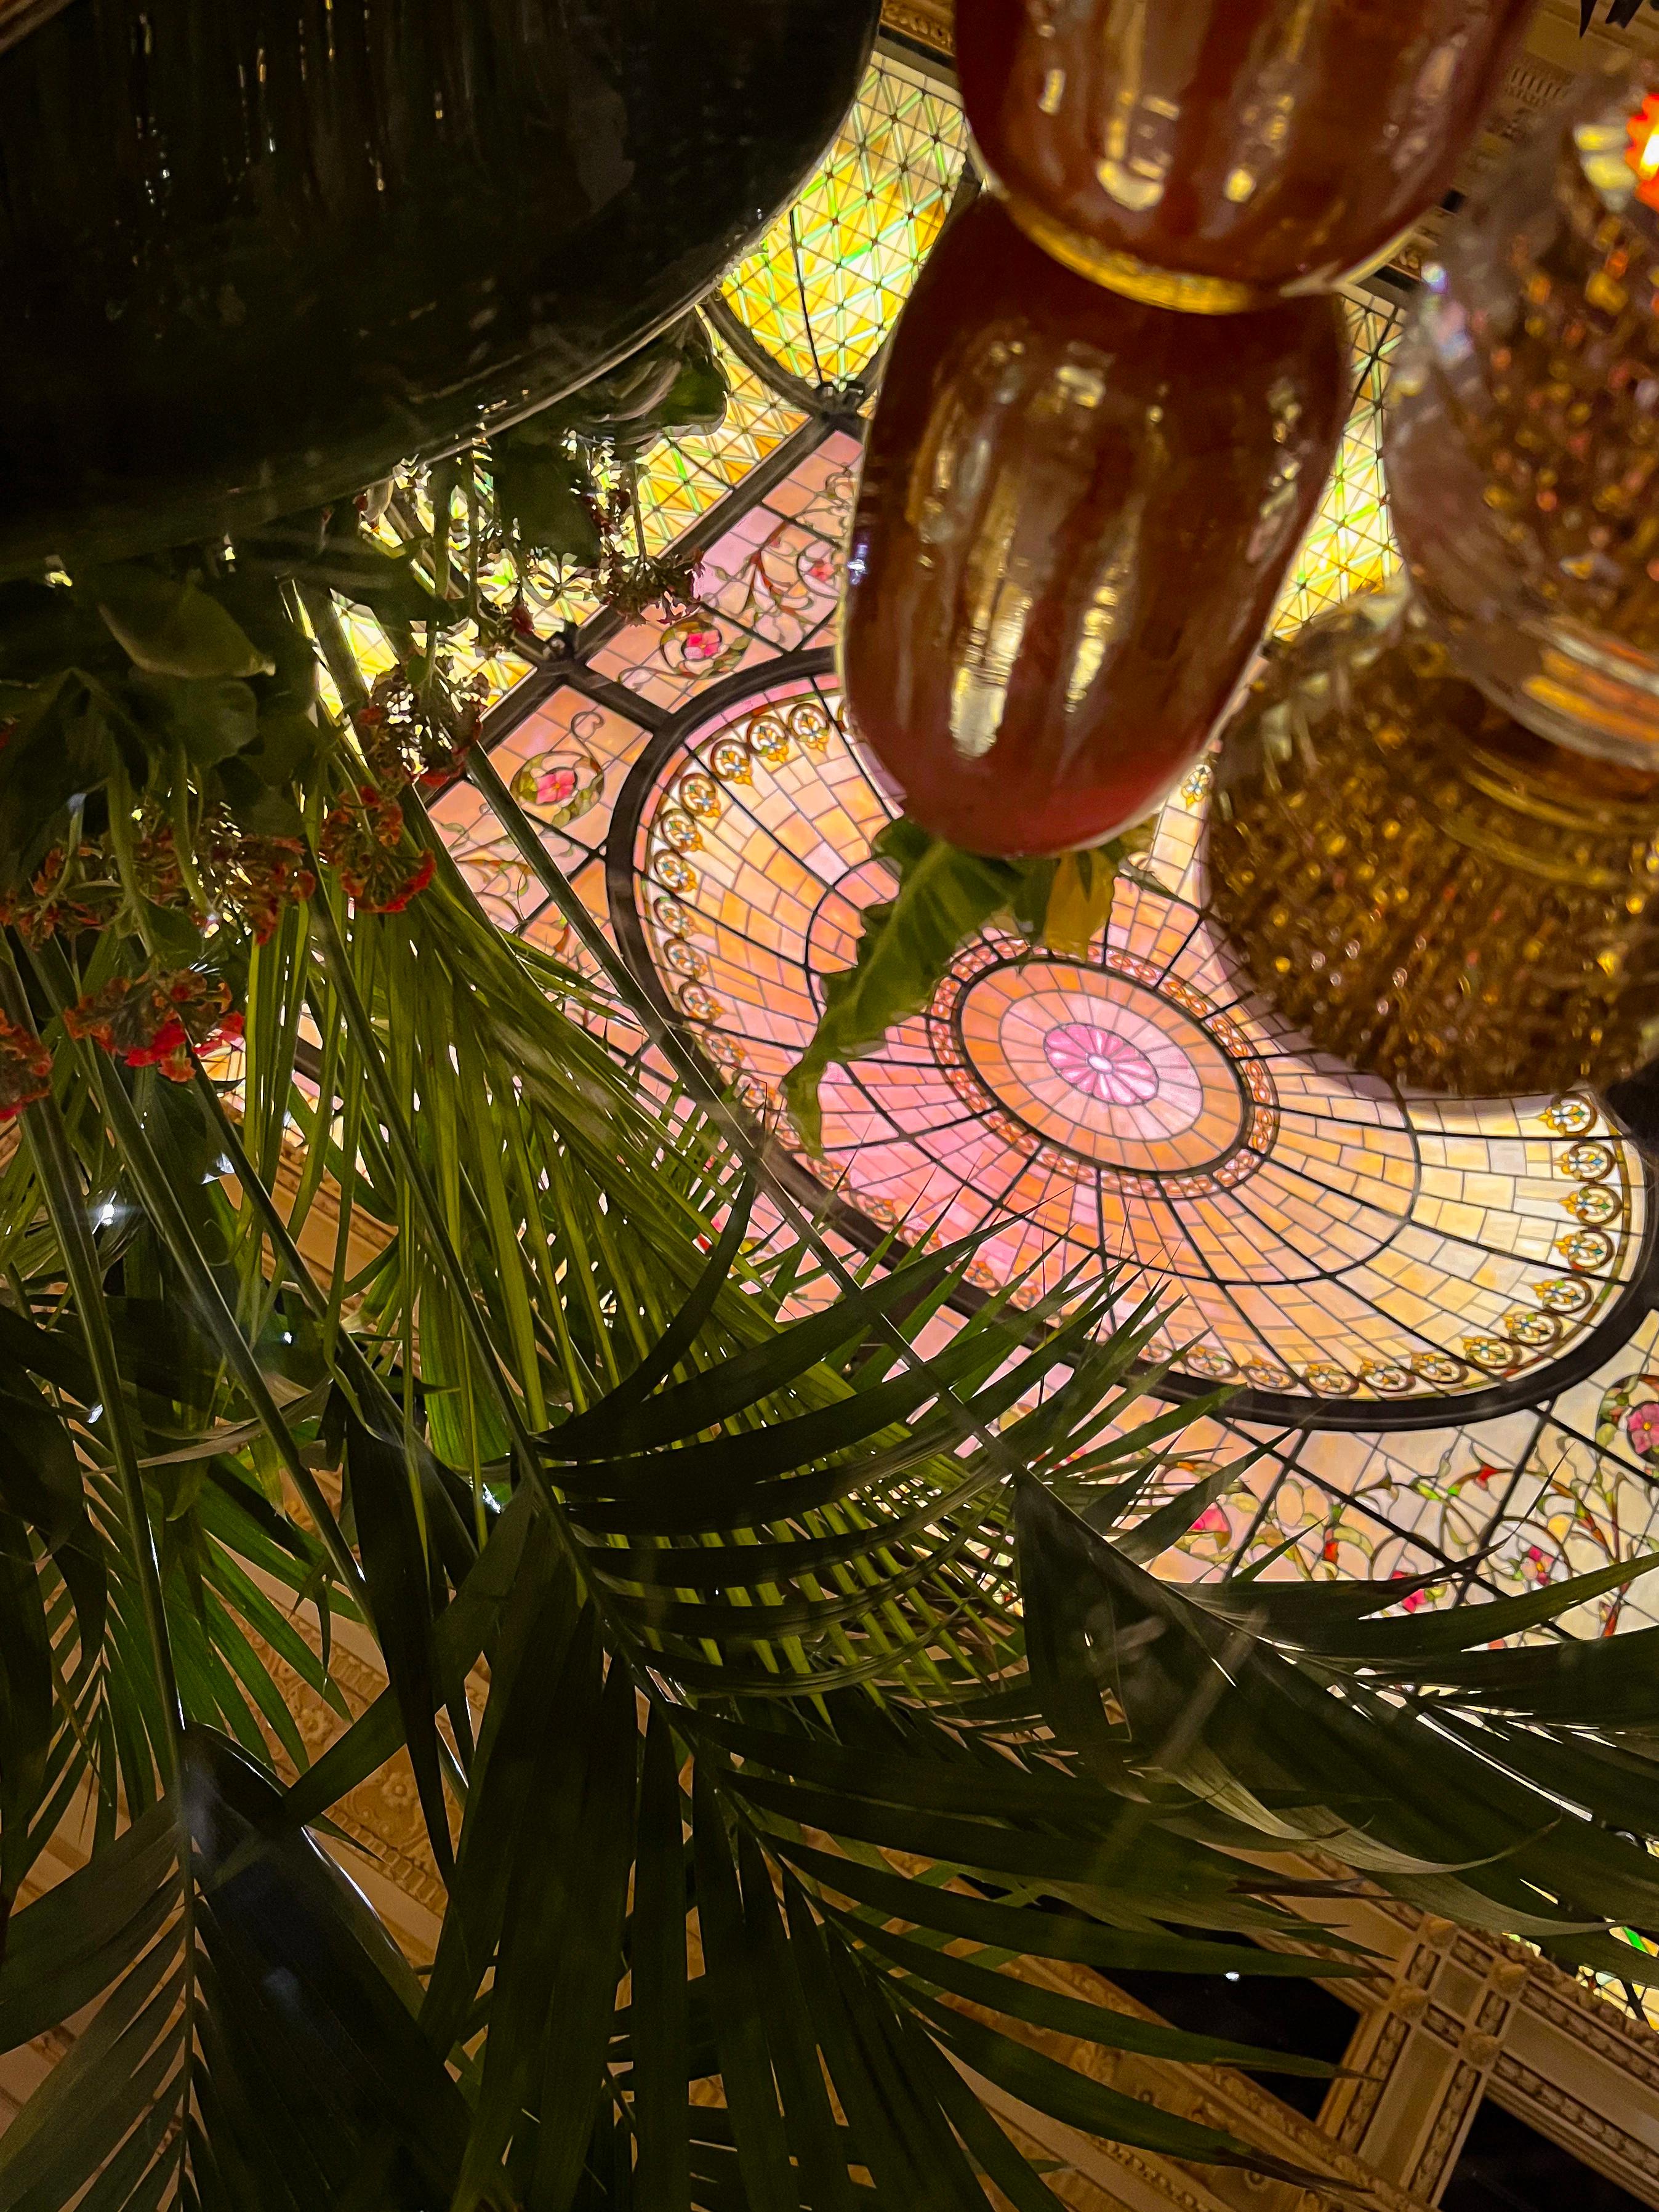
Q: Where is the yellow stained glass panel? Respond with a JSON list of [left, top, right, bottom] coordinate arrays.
[[1274, 292, 1404, 635], [720, 49, 970, 395]]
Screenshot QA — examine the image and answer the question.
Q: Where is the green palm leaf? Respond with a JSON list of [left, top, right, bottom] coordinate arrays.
[[6, 501, 1659, 2210]]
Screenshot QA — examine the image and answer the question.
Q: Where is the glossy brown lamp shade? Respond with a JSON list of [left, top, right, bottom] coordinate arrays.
[[954, 0, 1533, 313], [840, 195, 1348, 859]]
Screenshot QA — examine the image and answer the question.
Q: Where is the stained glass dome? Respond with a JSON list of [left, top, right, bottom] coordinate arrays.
[[411, 39, 1659, 1654], [626, 675, 1647, 1404]]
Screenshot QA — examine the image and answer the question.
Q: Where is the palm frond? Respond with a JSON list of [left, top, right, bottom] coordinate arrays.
[[0, 1729, 472, 2212], [2, 468, 1659, 2209]]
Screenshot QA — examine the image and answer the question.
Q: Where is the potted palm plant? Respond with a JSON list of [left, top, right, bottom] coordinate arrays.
[[0, 8, 1657, 2202]]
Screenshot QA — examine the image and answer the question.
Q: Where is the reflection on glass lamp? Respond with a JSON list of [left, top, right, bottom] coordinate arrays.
[[1209, 66, 1659, 1098]]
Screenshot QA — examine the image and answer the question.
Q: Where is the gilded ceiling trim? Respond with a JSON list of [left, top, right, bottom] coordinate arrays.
[[880, 0, 952, 54]]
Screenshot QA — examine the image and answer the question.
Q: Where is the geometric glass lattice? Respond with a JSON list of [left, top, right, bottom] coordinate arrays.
[[1123, 1322, 1659, 1643], [592, 434, 859, 710], [720, 50, 970, 394], [634, 349, 813, 557], [1273, 292, 1404, 636]]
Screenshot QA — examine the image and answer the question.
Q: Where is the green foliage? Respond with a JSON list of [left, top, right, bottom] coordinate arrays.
[[89, 566, 277, 683], [2, 434, 1659, 2211], [784, 816, 1155, 1151], [0, 958, 1658, 2210], [0, 1732, 468, 2212], [478, 313, 728, 599], [488, 444, 604, 571], [0, 508, 453, 906], [782, 820, 1016, 1152], [544, 313, 731, 458], [235, 504, 457, 634]]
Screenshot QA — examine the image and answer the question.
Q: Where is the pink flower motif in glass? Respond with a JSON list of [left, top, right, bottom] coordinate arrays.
[[1043, 1021, 1160, 1108]]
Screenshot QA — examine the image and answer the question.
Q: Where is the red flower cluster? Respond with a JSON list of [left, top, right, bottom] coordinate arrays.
[[312, 663, 478, 917], [0, 845, 124, 947], [355, 665, 485, 797], [204, 821, 316, 945], [64, 968, 244, 1084], [0, 1013, 51, 1124], [131, 822, 188, 912], [319, 786, 437, 915], [0, 822, 190, 948], [600, 548, 701, 622]]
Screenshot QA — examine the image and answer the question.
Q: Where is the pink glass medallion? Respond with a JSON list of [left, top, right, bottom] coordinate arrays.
[[1043, 1021, 1160, 1108], [619, 661, 1643, 1404], [960, 965, 1235, 1170]]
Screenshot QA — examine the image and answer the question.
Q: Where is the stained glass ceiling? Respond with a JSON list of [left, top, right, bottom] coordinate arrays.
[[390, 47, 1659, 1669], [619, 658, 1644, 1406], [718, 50, 970, 398]]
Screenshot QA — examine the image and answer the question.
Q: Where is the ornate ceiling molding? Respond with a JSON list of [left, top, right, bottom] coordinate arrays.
[[879, 0, 952, 54]]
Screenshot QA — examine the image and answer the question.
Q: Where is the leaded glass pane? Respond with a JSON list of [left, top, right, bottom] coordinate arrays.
[[720, 50, 970, 395], [385, 41, 1659, 1699]]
